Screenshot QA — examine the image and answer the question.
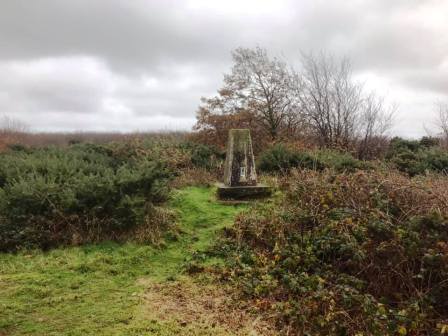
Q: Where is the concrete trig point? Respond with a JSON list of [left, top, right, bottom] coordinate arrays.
[[217, 129, 271, 200]]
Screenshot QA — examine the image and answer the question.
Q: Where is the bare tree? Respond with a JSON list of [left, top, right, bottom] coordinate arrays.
[[0, 115, 29, 149], [198, 47, 301, 139], [298, 53, 361, 148], [0, 115, 29, 133], [297, 52, 394, 153], [357, 95, 396, 159], [196, 48, 395, 154], [436, 103, 448, 145]]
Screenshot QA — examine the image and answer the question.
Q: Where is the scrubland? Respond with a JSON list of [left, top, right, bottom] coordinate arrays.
[[0, 133, 447, 335]]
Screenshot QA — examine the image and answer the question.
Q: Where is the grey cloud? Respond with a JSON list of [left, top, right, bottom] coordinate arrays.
[[0, 0, 240, 72], [398, 70, 448, 95], [0, 55, 214, 131], [0, 57, 113, 114], [284, 0, 447, 72], [0, 0, 447, 136]]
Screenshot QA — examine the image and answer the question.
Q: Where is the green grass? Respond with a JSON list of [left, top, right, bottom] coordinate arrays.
[[0, 187, 245, 336]]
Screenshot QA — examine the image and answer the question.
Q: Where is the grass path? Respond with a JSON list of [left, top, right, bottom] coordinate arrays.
[[0, 187, 245, 336]]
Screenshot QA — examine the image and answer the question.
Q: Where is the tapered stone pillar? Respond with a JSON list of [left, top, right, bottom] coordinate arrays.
[[223, 129, 257, 186], [217, 129, 271, 200]]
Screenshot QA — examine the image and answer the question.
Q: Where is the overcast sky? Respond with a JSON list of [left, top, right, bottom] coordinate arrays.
[[0, 0, 447, 137]]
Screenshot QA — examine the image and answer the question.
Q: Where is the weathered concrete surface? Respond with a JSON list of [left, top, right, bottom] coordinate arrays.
[[216, 183, 271, 200], [218, 129, 271, 200], [223, 129, 257, 187]]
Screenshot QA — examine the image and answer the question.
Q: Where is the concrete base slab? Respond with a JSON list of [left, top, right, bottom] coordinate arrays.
[[216, 183, 272, 200]]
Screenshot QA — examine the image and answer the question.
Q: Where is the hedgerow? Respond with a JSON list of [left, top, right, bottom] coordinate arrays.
[[225, 169, 448, 335]]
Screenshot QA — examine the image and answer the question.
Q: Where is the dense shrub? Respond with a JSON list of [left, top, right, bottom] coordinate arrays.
[[188, 143, 224, 170], [258, 144, 322, 173], [225, 169, 448, 335], [6, 143, 29, 152], [0, 143, 173, 251], [131, 140, 224, 175], [419, 136, 440, 148], [387, 137, 448, 176], [388, 137, 422, 153], [315, 149, 371, 172], [258, 144, 368, 174]]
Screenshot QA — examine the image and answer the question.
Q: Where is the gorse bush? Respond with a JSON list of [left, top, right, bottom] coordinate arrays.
[[387, 137, 448, 176], [258, 144, 368, 173], [314, 149, 371, 172], [0, 139, 225, 251], [226, 169, 448, 335], [419, 136, 440, 148], [0, 143, 173, 251], [187, 142, 224, 170], [258, 144, 323, 173], [131, 139, 223, 174]]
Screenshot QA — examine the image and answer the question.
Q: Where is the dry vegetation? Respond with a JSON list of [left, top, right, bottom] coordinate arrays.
[[221, 168, 448, 335], [0, 116, 28, 151], [2, 47, 448, 335], [139, 277, 276, 335], [437, 103, 448, 149]]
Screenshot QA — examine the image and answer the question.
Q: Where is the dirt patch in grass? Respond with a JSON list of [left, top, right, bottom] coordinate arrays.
[[138, 277, 276, 336]]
